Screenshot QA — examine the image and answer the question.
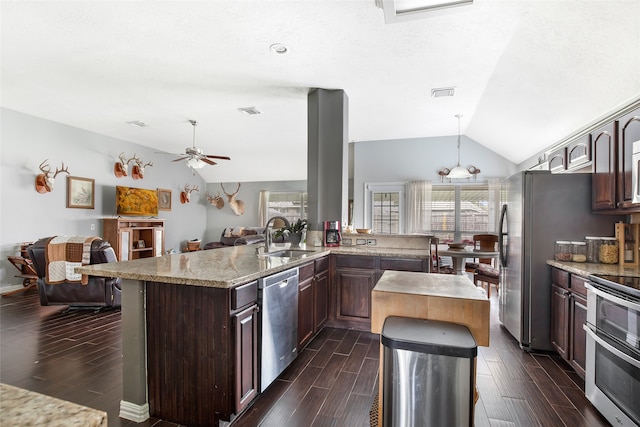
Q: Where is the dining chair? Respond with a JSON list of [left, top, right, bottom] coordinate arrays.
[[464, 234, 500, 296]]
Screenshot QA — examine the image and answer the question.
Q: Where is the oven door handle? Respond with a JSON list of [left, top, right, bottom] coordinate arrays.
[[586, 283, 640, 312], [584, 325, 640, 369]]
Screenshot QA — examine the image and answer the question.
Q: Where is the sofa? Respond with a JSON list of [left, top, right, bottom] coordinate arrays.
[[27, 236, 122, 309], [203, 226, 266, 250]]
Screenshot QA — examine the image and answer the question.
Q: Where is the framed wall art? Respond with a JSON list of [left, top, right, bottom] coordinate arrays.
[[158, 188, 172, 211], [67, 176, 95, 209]]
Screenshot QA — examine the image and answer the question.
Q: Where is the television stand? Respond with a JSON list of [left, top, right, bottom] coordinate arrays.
[[103, 218, 165, 261]]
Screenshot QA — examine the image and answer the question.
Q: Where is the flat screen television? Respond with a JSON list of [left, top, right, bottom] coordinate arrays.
[[116, 186, 159, 216]]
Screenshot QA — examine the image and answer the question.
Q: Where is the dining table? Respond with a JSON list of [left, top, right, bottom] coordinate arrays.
[[439, 248, 499, 275]]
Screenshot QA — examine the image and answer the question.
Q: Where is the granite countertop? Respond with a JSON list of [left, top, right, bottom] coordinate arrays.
[[77, 243, 431, 289], [0, 383, 107, 427], [547, 260, 640, 277]]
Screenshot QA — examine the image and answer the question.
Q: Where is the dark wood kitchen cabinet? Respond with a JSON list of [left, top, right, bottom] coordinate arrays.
[[314, 256, 330, 332], [332, 256, 378, 329], [232, 281, 259, 413], [617, 108, 640, 208], [233, 303, 259, 413], [551, 283, 570, 359], [297, 255, 330, 349], [550, 267, 587, 378], [568, 275, 588, 377], [146, 279, 259, 426], [329, 254, 429, 331], [592, 107, 640, 212]]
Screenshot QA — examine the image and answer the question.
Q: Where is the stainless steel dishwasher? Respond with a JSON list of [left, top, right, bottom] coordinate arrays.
[[258, 267, 299, 392]]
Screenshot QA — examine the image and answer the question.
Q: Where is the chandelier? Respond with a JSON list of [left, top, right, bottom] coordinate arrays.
[[438, 114, 480, 181]]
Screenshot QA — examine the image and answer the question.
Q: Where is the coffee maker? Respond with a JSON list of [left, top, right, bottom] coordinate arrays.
[[323, 220, 341, 247]]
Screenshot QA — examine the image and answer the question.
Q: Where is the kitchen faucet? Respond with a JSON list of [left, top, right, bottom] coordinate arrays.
[[261, 216, 290, 253]]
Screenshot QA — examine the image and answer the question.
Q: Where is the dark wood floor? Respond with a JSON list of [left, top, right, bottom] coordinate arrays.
[[0, 288, 610, 426]]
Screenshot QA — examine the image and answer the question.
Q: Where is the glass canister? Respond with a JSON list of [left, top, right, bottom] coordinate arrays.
[[554, 241, 572, 261], [599, 237, 619, 264], [570, 241, 587, 262], [585, 236, 601, 263]]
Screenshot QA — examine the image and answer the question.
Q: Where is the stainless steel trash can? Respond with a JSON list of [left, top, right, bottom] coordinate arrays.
[[381, 316, 477, 427]]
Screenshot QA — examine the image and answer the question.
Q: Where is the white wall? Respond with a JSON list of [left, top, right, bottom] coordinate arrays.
[[352, 135, 517, 228], [0, 108, 208, 290]]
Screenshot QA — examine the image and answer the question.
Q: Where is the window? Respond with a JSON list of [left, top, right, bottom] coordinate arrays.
[[372, 191, 401, 234], [431, 184, 490, 243], [365, 183, 405, 234], [266, 192, 308, 224]]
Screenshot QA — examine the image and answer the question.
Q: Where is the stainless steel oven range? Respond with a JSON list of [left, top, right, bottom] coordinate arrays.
[[585, 274, 640, 427]]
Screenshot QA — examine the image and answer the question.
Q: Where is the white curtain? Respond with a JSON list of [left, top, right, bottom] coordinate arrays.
[[406, 180, 432, 234], [487, 178, 501, 233], [258, 190, 270, 226]]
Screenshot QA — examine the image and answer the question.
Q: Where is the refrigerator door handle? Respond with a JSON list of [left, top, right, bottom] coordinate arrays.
[[499, 204, 508, 267]]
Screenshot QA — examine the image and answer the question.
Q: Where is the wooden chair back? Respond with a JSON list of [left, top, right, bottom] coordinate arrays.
[[473, 234, 498, 266]]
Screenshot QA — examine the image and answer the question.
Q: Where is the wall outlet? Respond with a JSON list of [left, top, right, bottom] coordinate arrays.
[[90, 223, 95, 231], [342, 238, 353, 246], [356, 239, 367, 245], [367, 239, 377, 246]]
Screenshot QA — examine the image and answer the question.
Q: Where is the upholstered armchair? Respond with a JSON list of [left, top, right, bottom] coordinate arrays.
[[27, 236, 121, 309]]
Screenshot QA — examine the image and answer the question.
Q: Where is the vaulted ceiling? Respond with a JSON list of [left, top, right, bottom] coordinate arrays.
[[2, 1, 639, 183]]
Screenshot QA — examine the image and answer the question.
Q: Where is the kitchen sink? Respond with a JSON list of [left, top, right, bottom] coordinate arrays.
[[265, 249, 316, 258]]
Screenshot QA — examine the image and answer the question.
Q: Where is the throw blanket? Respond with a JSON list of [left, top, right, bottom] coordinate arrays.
[[45, 236, 99, 285]]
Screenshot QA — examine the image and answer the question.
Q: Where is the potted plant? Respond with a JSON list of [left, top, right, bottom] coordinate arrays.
[[274, 219, 309, 247]]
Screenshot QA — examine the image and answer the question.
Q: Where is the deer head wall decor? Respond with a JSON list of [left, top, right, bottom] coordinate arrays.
[[35, 160, 70, 193], [114, 152, 129, 178], [221, 183, 245, 216], [206, 192, 225, 209], [180, 184, 199, 204], [130, 154, 153, 180]]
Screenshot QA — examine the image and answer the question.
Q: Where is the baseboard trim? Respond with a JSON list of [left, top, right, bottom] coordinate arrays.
[[119, 400, 149, 422]]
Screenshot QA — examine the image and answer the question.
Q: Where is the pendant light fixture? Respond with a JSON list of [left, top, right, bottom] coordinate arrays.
[[438, 114, 480, 181]]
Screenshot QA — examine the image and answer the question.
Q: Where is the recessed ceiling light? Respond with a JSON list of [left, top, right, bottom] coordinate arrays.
[[238, 106, 262, 115], [431, 87, 456, 97], [269, 43, 289, 55], [126, 120, 149, 127]]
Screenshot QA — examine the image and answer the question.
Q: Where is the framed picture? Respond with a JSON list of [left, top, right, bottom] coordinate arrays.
[[137, 240, 145, 249], [158, 188, 172, 211], [67, 176, 95, 209]]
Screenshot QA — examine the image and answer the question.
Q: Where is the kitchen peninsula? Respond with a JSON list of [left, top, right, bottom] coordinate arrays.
[[77, 241, 435, 427]]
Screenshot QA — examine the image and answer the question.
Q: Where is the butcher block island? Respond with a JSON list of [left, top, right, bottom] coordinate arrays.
[[371, 271, 490, 423]]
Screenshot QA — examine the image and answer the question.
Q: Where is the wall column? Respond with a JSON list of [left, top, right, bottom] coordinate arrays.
[[119, 279, 150, 422], [307, 89, 349, 232]]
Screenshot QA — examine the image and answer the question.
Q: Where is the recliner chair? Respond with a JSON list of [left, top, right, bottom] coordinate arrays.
[[27, 237, 122, 309]]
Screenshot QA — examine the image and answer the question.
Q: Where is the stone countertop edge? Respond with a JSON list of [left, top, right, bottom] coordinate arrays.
[[547, 260, 640, 277], [1, 383, 108, 427], [76, 244, 431, 289], [373, 270, 488, 301]]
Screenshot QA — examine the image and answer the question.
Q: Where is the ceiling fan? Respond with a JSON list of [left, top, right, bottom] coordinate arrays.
[[171, 120, 231, 169]]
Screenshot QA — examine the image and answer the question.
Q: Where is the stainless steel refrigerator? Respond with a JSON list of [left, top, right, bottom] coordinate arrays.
[[498, 170, 622, 351]]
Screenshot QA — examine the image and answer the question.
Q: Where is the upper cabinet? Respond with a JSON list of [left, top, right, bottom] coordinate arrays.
[[548, 135, 592, 174], [548, 146, 567, 173], [566, 135, 591, 170], [618, 110, 640, 207], [592, 107, 640, 213], [591, 121, 618, 211]]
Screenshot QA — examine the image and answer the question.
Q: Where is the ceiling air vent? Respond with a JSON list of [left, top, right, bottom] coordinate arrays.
[[431, 87, 455, 97], [238, 106, 262, 115]]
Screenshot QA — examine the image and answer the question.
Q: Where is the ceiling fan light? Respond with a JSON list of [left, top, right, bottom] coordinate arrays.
[[187, 158, 205, 169]]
